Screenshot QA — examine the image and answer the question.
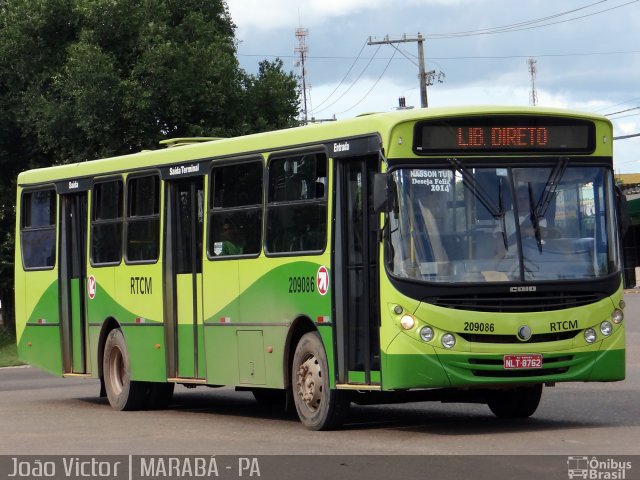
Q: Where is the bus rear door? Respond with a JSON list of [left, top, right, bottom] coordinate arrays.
[[59, 191, 89, 374], [164, 176, 206, 381]]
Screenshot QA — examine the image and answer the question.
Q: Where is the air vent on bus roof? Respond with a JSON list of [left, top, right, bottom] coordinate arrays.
[[159, 137, 224, 148]]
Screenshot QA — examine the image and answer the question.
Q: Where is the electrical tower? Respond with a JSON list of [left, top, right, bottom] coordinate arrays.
[[528, 58, 538, 106], [367, 33, 444, 108], [295, 27, 310, 124]]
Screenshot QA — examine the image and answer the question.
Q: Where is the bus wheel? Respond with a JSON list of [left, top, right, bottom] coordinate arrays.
[[103, 329, 148, 411], [292, 332, 350, 430], [487, 384, 543, 419]]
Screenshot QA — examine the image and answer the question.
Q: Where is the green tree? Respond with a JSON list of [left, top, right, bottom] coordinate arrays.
[[0, 0, 300, 329], [242, 59, 301, 134]]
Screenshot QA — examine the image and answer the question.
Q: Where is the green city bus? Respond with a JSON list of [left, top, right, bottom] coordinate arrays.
[[15, 106, 625, 430]]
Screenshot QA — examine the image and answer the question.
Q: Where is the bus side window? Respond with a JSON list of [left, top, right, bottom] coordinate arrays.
[[125, 174, 160, 263], [21, 189, 57, 269], [266, 153, 327, 254], [91, 179, 123, 265], [208, 160, 263, 258]]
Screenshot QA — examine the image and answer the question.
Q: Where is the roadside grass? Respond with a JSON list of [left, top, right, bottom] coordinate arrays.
[[0, 327, 23, 367]]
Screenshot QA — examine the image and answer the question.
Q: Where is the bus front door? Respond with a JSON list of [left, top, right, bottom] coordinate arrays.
[[334, 156, 381, 385], [59, 192, 88, 374], [164, 177, 205, 380]]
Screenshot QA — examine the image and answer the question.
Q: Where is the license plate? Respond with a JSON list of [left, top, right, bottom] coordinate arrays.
[[503, 354, 543, 369]]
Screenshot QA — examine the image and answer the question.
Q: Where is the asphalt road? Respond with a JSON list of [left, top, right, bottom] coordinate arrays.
[[0, 295, 638, 460]]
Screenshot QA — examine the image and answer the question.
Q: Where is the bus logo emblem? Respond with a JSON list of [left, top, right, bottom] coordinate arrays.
[[87, 275, 96, 300], [317, 266, 329, 296]]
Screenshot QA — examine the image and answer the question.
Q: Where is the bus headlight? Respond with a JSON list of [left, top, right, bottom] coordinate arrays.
[[400, 315, 415, 330], [419, 326, 434, 342], [612, 309, 624, 324], [600, 321, 613, 336], [584, 328, 597, 344], [441, 333, 456, 349]]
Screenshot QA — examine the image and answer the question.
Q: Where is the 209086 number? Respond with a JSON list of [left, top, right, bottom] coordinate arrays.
[[463, 322, 495, 333], [288, 276, 315, 294]]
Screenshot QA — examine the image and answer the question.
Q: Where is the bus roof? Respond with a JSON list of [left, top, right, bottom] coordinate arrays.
[[17, 105, 611, 186]]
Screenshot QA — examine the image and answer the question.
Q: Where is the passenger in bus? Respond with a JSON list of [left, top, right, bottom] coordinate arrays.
[[220, 220, 243, 255]]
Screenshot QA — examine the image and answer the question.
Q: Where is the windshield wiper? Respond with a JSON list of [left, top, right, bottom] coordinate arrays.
[[526, 182, 543, 253], [535, 157, 568, 220], [497, 178, 507, 250], [527, 158, 569, 253], [448, 158, 507, 249]]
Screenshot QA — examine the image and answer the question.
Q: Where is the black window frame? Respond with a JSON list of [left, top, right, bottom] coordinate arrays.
[[90, 177, 124, 267], [20, 187, 57, 271], [265, 150, 328, 256], [124, 172, 161, 265], [207, 157, 264, 260]]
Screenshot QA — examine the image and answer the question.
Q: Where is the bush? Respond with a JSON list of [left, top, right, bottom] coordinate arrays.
[[0, 327, 22, 367]]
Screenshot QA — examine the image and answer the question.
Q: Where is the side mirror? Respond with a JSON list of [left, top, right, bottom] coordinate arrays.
[[373, 173, 389, 213], [615, 185, 630, 236]]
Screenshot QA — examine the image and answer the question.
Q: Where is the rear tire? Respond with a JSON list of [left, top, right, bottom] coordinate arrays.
[[103, 329, 148, 411], [292, 332, 350, 430], [487, 384, 543, 418]]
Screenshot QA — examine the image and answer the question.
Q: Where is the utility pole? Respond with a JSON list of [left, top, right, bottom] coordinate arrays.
[[367, 33, 444, 108], [295, 27, 310, 124], [416, 34, 428, 108]]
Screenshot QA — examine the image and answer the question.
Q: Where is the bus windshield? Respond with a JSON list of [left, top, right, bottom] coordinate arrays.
[[388, 162, 619, 283]]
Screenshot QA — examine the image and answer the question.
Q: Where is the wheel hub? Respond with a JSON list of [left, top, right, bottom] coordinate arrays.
[[296, 356, 322, 411], [109, 346, 125, 395]]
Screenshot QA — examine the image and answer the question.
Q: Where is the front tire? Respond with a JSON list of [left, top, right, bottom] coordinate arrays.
[[103, 328, 148, 411], [487, 384, 543, 418], [292, 332, 350, 430]]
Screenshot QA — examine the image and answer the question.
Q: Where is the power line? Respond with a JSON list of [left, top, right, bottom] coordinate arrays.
[[594, 96, 640, 113], [388, 43, 419, 68], [237, 49, 640, 62], [427, 0, 639, 38], [610, 112, 640, 120], [606, 106, 640, 116], [614, 133, 640, 140], [311, 45, 382, 116], [368, 34, 445, 108], [311, 40, 368, 112], [426, 0, 608, 38], [335, 49, 398, 116]]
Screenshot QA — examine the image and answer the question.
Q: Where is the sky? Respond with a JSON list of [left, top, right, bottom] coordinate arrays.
[[226, 0, 640, 173]]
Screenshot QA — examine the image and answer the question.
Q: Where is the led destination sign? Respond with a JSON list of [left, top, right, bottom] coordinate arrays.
[[414, 116, 595, 154]]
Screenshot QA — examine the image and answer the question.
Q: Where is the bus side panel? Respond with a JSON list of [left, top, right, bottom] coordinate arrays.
[[85, 267, 116, 376], [203, 257, 333, 388], [120, 325, 167, 381], [14, 185, 63, 376], [16, 277, 63, 376], [203, 260, 240, 386], [237, 257, 334, 389], [114, 263, 166, 382], [85, 263, 171, 382]]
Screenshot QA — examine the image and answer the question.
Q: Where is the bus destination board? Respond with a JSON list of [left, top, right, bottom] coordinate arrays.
[[414, 116, 595, 154]]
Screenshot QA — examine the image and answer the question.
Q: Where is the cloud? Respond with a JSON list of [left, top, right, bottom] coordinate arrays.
[[227, 0, 385, 32]]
